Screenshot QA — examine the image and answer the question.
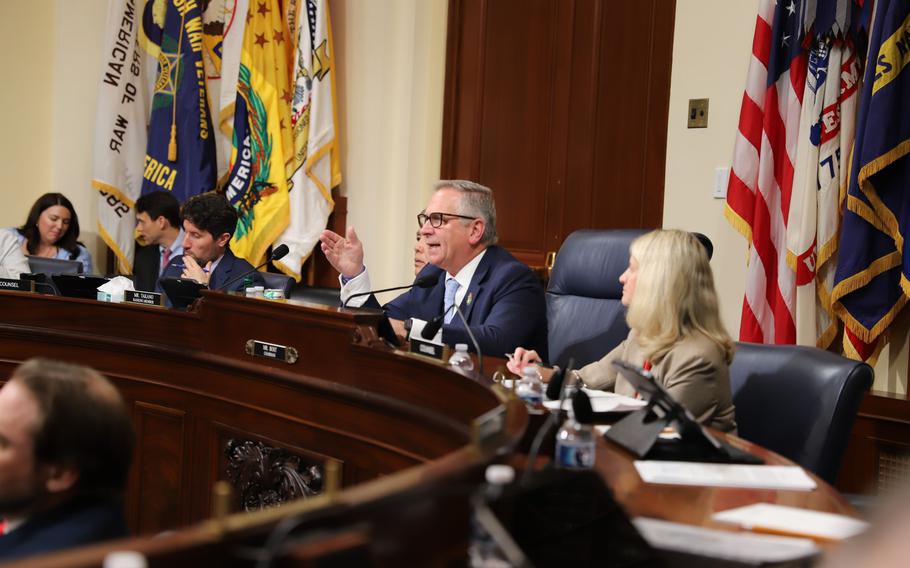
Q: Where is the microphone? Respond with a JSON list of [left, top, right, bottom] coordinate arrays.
[[451, 301, 484, 376], [419, 301, 484, 376], [342, 272, 440, 308], [546, 366, 569, 401], [217, 244, 290, 292], [420, 306, 451, 340], [570, 389, 631, 424]]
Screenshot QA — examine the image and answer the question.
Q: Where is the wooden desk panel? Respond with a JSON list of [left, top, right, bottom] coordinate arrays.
[[0, 290, 506, 536]]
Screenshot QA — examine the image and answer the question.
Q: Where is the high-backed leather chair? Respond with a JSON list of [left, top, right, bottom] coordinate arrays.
[[730, 342, 873, 485], [261, 272, 296, 298], [546, 229, 647, 369]]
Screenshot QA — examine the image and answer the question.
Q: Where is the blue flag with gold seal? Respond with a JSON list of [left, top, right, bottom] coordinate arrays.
[[832, 0, 910, 361], [140, 0, 217, 201]]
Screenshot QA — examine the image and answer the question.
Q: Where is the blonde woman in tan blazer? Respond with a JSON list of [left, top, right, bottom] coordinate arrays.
[[508, 229, 736, 433]]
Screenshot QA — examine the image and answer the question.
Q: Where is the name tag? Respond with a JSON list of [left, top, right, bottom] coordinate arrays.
[[245, 340, 299, 364], [0, 278, 34, 292], [124, 290, 164, 307], [410, 338, 444, 360]]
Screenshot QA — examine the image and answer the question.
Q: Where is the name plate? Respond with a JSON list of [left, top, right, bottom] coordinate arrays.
[[409, 338, 444, 360], [245, 340, 298, 364], [124, 290, 164, 307], [0, 278, 35, 292]]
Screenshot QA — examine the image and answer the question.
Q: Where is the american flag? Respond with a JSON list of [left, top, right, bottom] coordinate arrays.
[[725, 0, 808, 344]]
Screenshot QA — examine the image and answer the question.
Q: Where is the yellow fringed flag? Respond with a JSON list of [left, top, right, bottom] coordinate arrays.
[[222, 0, 293, 266]]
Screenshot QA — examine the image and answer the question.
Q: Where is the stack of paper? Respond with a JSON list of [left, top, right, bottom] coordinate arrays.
[[713, 503, 869, 541], [634, 461, 818, 491], [633, 517, 819, 563], [544, 388, 647, 412]]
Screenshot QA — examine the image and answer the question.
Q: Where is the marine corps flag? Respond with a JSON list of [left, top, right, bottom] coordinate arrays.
[[222, 0, 293, 266], [832, 0, 910, 362], [273, 0, 341, 280], [141, 0, 218, 202], [93, 0, 155, 274]]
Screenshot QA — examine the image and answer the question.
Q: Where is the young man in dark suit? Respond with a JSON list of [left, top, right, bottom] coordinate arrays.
[[134, 191, 183, 292], [159, 192, 265, 293], [320, 180, 548, 359], [0, 359, 133, 561]]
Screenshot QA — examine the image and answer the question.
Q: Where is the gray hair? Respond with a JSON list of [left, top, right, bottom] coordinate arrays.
[[434, 179, 498, 244]]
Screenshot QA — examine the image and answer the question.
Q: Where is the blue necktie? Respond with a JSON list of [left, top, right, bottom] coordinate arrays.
[[443, 278, 459, 324]]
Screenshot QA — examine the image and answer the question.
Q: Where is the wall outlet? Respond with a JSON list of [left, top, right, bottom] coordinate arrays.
[[713, 167, 730, 199]]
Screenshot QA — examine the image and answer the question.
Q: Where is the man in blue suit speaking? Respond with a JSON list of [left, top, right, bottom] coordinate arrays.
[[320, 180, 548, 360]]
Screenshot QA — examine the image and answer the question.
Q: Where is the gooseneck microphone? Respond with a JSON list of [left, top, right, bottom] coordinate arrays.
[[217, 244, 290, 292], [452, 301, 484, 376], [419, 299, 484, 375], [342, 272, 440, 308], [420, 306, 452, 340]]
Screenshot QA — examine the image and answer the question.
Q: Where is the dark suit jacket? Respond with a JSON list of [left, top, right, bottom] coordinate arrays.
[[0, 497, 128, 561], [158, 247, 265, 302], [376, 246, 549, 360], [133, 243, 162, 292]]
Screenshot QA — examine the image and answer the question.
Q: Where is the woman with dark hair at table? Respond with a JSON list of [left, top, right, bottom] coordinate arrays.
[[508, 229, 736, 433], [4, 193, 93, 274]]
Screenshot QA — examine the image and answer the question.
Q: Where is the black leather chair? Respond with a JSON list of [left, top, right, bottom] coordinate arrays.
[[730, 342, 873, 485], [261, 272, 296, 298], [545, 229, 647, 369]]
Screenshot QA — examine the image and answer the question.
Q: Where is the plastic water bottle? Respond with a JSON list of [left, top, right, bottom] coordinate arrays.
[[468, 465, 515, 567], [555, 407, 596, 469], [516, 366, 544, 407], [449, 343, 475, 371]]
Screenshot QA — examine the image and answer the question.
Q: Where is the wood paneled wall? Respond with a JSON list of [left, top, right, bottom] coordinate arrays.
[[441, 0, 676, 267]]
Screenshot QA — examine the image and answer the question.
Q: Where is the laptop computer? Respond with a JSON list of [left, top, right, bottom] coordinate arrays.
[[51, 274, 110, 300], [159, 277, 207, 310]]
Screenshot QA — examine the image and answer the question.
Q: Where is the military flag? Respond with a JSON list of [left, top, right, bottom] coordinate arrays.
[[93, 0, 156, 274], [222, 0, 293, 265], [832, 0, 910, 362], [725, 0, 808, 344], [273, 0, 340, 280], [141, 0, 218, 202], [786, 37, 860, 348]]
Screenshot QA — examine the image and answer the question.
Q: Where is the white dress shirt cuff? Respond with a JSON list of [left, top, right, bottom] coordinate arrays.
[[339, 267, 372, 307]]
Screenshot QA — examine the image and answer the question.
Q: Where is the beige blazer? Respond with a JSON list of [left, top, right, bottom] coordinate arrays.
[[577, 331, 737, 433]]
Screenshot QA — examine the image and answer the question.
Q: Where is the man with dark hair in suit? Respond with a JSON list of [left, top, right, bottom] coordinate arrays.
[[159, 192, 265, 293], [0, 358, 134, 560], [134, 191, 183, 291], [319, 180, 548, 359]]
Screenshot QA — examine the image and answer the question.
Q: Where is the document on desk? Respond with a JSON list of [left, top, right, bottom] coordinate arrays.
[[713, 503, 869, 542], [634, 461, 818, 491], [543, 389, 647, 412], [632, 517, 819, 563]]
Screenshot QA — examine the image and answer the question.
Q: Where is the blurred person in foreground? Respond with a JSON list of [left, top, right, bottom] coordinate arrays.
[[0, 358, 134, 560]]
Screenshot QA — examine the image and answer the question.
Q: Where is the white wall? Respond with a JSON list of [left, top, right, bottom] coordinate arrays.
[[0, 2, 56, 230], [663, 0, 756, 339]]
